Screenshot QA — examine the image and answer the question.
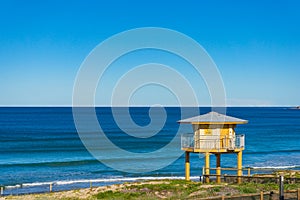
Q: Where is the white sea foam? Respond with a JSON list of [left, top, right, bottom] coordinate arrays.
[[251, 165, 298, 169], [22, 181, 53, 187], [54, 176, 200, 185], [5, 176, 200, 188], [5, 184, 22, 189]]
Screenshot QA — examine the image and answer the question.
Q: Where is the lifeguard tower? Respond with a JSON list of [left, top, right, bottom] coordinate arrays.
[[178, 111, 248, 183]]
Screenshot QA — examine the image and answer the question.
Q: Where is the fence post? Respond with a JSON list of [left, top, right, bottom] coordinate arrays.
[[260, 191, 264, 200], [201, 166, 205, 183], [279, 175, 284, 200], [297, 188, 300, 200], [221, 195, 225, 200], [248, 168, 251, 176], [49, 183, 53, 192], [0, 186, 3, 196]]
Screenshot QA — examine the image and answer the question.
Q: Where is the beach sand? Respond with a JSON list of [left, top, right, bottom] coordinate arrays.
[[1, 181, 174, 200], [0, 180, 224, 200], [2, 177, 300, 200]]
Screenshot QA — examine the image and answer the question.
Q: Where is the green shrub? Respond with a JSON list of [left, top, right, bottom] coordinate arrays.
[[236, 184, 257, 194], [94, 191, 143, 200]]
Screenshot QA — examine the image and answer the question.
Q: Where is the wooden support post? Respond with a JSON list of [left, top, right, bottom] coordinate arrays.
[[185, 151, 190, 181], [0, 187, 3, 196], [237, 151, 243, 184], [260, 191, 264, 200], [49, 183, 53, 192], [221, 195, 225, 200], [248, 168, 251, 176], [279, 175, 284, 200], [205, 152, 210, 183], [216, 167, 221, 184], [297, 188, 300, 200], [201, 167, 205, 183], [216, 154, 221, 183], [216, 154, 221, 168]]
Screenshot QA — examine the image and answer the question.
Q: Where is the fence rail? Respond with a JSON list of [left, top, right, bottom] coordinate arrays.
[[200, 167, 300, 188], [195, 189, 300, 200]]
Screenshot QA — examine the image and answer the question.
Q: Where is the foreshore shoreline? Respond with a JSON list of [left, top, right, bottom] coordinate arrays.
[[2, 174, 300, 200]]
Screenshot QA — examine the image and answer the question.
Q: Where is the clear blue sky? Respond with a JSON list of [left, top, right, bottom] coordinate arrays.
[[0, 0, 299, 106]]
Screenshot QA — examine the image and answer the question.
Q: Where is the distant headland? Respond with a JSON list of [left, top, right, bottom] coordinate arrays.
[[291, 106, 300, 110]]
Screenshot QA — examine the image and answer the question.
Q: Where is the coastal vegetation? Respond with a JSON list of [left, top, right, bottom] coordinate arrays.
[[3, 179, 300, 200]]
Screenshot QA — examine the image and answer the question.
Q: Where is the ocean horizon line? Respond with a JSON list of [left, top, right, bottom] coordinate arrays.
[[0, 105, 296, 108]]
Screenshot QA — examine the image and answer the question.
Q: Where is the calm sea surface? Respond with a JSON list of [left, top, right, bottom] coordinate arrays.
[[0, 107, 299, 194]]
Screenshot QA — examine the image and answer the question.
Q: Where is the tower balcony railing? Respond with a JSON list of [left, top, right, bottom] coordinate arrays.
[[181, 133, 245, 152]]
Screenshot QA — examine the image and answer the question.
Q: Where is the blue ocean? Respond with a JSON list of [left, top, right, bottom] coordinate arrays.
[[0, 107, 300, 195]]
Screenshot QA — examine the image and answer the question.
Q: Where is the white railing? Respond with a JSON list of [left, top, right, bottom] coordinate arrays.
[[181, 133, 245, 150], [181, 133, 194, 149], [235, 134, 245, 148]]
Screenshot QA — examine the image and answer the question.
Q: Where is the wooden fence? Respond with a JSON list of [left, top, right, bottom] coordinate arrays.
[[195, 189, 300, 200], [222, 174, 300, 184], [202, 167, 300, 184]]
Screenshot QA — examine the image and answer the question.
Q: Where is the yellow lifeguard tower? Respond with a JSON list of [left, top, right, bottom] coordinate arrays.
[[178, 111, 248, 183]]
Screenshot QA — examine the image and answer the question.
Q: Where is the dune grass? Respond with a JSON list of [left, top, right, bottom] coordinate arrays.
[[3, 179, 300, 200]]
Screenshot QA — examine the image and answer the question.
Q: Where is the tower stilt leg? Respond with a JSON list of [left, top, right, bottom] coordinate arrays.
[[185, 151, 190, 181], [216, 154, 221, 183], [205, 152, 210, 183], [237, 151, 243, 183]]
